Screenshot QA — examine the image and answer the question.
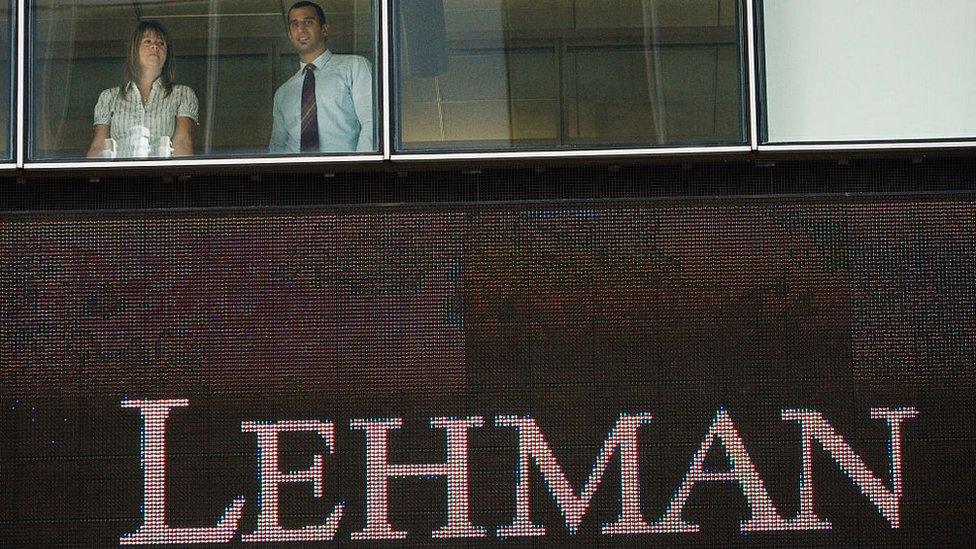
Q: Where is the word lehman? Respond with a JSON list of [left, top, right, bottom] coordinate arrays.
[[119, 399, 917, 544]]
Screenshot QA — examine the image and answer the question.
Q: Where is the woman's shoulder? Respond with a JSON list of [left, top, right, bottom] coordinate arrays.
[[97, 87, 122, 99], [94, 87, 123, 109], [171, 84, 198, 96]]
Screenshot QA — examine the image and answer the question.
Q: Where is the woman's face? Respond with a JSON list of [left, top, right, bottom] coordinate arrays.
[[137, 31, 167, 73]]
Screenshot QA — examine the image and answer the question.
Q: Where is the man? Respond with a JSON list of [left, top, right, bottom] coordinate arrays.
[[270, 1, 374, 154]]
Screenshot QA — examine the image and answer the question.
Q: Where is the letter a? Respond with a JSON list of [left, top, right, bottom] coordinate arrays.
[[650, 409, 792, 533]]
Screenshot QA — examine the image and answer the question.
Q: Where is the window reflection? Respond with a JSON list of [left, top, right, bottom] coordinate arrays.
[[396, 0, 745, 152], [0, 1, 10, 160], [31, 0, 378, 160]]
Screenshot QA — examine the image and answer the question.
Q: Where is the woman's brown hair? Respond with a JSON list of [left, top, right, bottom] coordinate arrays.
[[118, 20, 175, 101]]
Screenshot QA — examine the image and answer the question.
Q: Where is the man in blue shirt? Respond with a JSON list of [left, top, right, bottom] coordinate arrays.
[[270, 1, 375, 154]]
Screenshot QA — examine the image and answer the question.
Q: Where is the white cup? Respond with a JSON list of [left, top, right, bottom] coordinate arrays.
[[129, 125, 150, 139], [156, 136, 173, 158], [129, 125, 151, 158]]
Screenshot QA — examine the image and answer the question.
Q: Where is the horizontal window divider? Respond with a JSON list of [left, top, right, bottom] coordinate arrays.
[[391, 147, 752, 162], [758, 142, 976, 153], [33, 39, 296, 59], [441, 26, 738, 48], [23, 155, 386, 171]]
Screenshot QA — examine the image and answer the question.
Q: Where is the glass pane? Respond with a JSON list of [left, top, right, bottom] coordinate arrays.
[[30, 0, 379, 161], [763, 0, 976, 143], [395, 0, 745, 152], [0, 1, 11, 160]]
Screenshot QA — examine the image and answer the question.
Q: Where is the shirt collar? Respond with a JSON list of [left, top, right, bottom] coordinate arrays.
[[126, 78, 163, 101], [299, 50, 333, 72]]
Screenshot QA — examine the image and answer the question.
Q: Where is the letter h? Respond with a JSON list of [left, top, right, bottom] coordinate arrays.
[[349, 417, 486, 540]]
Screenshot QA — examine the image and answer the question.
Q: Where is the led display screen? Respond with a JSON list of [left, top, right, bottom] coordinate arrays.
[[1, 201, 973, 546]]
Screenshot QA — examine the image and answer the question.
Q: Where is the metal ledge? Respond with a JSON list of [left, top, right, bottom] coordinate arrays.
[[758, 142, 976, 153]]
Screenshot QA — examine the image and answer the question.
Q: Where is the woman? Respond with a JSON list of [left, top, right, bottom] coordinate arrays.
[[87, 20, 197, 158]]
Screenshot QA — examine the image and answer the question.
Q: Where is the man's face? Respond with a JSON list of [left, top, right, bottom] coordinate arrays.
[[288, 6, 329, 57]]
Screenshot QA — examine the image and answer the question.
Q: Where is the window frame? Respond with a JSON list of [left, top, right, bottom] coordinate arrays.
[[389, 0, 756, 161], [20, 0, 388, 169], [9, 0, 976, 173], [0, 0, 19, 169]]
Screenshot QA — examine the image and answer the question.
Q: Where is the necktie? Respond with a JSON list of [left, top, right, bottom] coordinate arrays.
[[301, 64, 319, 152]]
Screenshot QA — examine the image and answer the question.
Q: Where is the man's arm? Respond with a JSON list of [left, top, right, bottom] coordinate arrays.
[[269, 88, 289, 154], [351, 57, 375, 152]]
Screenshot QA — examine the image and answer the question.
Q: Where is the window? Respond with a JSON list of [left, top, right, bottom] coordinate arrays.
[[0, 0, 12, 161], [762, 0, 976, 143], [394, 0, 746, 153], [29, 0, 379, 161]]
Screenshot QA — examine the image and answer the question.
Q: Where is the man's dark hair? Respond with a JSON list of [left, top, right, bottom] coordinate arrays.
[[288, 1, 326, 25]]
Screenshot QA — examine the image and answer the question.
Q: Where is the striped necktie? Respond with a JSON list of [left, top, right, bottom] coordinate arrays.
[[300, 64, 319, 152]]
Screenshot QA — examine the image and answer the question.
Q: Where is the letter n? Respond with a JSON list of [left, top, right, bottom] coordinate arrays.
[[782, 407, 918, 529]]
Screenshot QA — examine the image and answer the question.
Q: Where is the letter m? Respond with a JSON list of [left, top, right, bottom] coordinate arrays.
[[495, 414, 654, 537]]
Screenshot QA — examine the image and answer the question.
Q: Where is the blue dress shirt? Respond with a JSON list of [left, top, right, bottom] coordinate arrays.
[[270, 50, 375, 154]]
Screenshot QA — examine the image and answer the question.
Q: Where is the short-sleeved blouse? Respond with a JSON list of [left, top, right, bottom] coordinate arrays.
[[93, 79, 198, 157]]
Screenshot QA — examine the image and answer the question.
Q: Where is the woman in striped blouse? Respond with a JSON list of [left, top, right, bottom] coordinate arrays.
[[87, 21, 198, 159]]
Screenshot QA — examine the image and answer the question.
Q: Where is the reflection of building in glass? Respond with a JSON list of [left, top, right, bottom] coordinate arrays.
[[398, 0, 744, 150], [0, 1, 9, 159]]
